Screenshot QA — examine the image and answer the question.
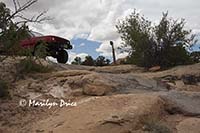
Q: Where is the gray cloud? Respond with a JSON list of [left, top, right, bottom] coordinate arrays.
[[3, 0, 200, 36]]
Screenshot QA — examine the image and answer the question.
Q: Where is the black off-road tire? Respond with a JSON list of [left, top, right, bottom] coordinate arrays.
[[57, 50, 68, 63]]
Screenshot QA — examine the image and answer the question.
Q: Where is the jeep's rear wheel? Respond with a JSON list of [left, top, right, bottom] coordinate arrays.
[[57, 50, 68, 63]]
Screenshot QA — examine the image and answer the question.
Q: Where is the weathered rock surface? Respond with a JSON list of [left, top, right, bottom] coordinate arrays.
[[13, 69, 169, 98], [160, 90, 200, 116], [149, 66, 161, 72], [181, 74, 200, 85], [30, 94, 164, 133], [0, 57, 200, 133]]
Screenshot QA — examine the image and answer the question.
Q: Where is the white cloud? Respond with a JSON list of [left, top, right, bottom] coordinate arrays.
[[79, 43, 85, 47], [96, 41, 112, 57], [46, 56, 57, 63], [74, 33, 90, 40], [3, 0, 200, 37]]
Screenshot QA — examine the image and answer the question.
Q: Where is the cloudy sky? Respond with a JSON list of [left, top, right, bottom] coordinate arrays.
[[2, 0, 200, 63]]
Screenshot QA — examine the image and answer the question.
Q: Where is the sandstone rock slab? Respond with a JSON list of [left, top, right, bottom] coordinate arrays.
[[176, 118, 200, 133], [160, 91, 200, 116]]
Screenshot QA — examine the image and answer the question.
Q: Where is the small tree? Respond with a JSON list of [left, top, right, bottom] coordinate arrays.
[[95, 56, 110, 66], [82, 55, 95, 66], [71, 55, 110, 66], [71, 57, 82, 65], [116, 10, 197, 68], [154, 12, 195, 67], [105, 59, 111, 65], [190, 51, 200, 63], [0, 0, 48, 60]]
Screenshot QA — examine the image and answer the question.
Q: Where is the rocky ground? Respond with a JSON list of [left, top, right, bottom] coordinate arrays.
[[0, 57, 200, 133]]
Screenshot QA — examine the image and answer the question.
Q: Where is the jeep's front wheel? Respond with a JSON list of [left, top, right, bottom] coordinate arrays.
[[56, 50, 68, 63], [33, 44, 48, 58]]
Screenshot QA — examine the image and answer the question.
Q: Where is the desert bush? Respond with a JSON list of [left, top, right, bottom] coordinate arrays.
[[16, 58, 53, 78], [95, 56, 110, 66], [71, 57, 82, 65], [81, 55, 95, 66], [14, 40, 52, 78], [0, 79, 10, 99], [190, 51, 200, 63], [141, 116, 171, 133], [33, 41, 49, 59], [116, 10, 197, 68], [72, 55, 110, 66]]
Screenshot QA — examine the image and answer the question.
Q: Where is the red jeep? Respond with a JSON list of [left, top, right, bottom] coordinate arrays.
[[20, 31, 72, 63]]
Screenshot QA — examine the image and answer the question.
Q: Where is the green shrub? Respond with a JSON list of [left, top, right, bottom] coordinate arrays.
[[190, 51, 200, 63], [141, 116, 171, 133], [0, 80, 10, 99], [16, 58, 53, 77], [33, 41, 49, 59], [116, 11, 197, 68]]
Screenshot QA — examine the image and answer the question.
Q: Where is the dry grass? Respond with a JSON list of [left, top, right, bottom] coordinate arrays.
[[141, 115, 171, 133]]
